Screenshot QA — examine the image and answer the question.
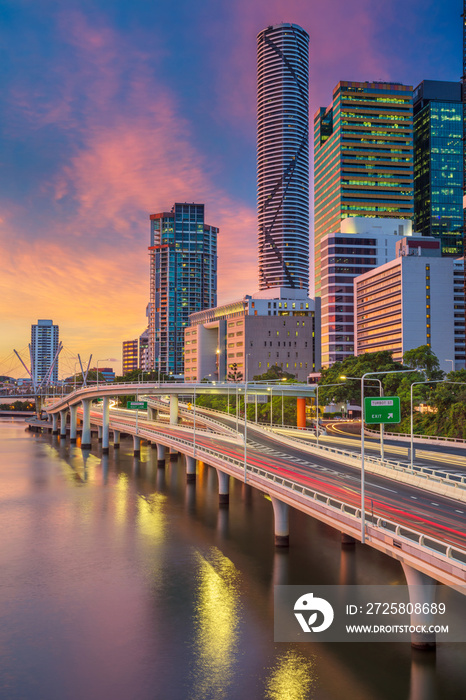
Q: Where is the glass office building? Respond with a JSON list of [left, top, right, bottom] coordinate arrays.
[[414, 80, 463, 256], [148, 203, 217, 376], [314, 81, 414, 296], [257, 23, 310, 293]]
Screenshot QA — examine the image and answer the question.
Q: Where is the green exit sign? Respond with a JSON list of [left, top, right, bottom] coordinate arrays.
[[127, 401, 147, 410], [364, 396, 401, 424]]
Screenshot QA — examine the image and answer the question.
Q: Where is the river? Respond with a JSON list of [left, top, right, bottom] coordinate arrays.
[[0, 418, 465, 699]]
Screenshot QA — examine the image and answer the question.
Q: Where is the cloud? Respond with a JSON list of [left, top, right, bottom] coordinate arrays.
[[1, 9, 257, 375]]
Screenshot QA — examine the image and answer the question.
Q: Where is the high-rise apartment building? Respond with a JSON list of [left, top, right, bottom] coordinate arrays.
[[314, 81, 414, 296], [122, 339, 138, 375], [31, 319, 59, 385], [257, 23, 309, 293], [413, 80, 463, 256], [148, 203, 217, 376]]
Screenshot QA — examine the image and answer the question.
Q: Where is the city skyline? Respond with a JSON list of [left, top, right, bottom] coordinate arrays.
[[0, 0, 462, 376]]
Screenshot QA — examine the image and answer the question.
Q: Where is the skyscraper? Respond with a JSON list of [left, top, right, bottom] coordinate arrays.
[[257, 23, 309, 293], [314, 81, 414, 296], [31, 319, 59, 385], [148, 203, 217, 376], [413, 80, 463, 256]]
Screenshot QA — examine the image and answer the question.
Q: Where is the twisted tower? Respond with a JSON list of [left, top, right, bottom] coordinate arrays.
[[257, 23, 309, 292]]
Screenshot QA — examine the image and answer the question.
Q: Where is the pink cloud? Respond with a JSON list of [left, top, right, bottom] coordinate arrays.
[[1, 11, 258, 375]]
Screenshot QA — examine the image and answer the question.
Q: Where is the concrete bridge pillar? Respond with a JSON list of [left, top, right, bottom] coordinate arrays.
[[186, 455, 196, 483], [52, 413, 59, 435], [133, 435, 141, 457], [157, 444, 166, 466], [59, 409, 68, 437], [113, 429, 120, 448], [170, 449, 178, 462], [341, 532, 356, 548], [401, 563, 437, 650], [270, 496, 289, 547], [296, 397, 306, 429], [97, 425, 102, 443], [216, 469, 230, 507], [81, 399, 91, 449], [147, 406, 156, 421], [102, 397, 110, 454], [70, 405, 78, 443], [170, 394, 179, 425]]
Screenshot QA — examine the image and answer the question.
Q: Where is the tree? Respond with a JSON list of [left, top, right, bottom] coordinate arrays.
[[252, 366, 295, 382], [227, 363, 243, 382], [402, 345, 443, 381]]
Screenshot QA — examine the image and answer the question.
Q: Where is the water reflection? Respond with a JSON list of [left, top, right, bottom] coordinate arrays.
[[191, 547, 241, 699], [264, 649, 315, 700]]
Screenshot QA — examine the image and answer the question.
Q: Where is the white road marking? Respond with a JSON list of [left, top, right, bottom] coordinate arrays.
[[431, 503, 439, 506], [374, 485, 398, 493], [410, 496, 418, 499], [455, 510, 464, 513]]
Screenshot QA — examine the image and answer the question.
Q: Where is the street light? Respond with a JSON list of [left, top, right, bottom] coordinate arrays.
[[445, 359, 454, 372], [310, 382, 346, 445], [96, 358, 117, 388], [340, 375, 384, 460], [360, 369, 414, 544]]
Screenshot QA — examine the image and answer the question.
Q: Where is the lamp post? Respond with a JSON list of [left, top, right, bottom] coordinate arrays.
[[311, 382, 345, 445], [360, 369, 414, 544], [445, 359, 454, 372], [340, 376, 384, 459], [96, 358, 116, 389]]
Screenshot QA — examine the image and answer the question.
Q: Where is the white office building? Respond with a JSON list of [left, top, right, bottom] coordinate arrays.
[[354, 240, 465, 372]]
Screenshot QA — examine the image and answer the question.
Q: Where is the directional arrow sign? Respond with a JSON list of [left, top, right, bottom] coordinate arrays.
[[364, 396, 401, 424], [127, 401, 147, 410]]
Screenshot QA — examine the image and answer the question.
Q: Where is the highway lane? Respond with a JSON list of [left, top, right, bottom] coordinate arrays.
[[271, 421, 466, 474], [109, 409, 466, 551]]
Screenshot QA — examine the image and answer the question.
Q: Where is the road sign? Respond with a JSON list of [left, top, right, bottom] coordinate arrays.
[[246, 394, 269, 403], [127, 401, 147, 410], [364, 396, 400, 424]]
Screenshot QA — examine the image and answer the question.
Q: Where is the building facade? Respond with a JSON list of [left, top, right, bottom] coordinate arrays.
[[319, 217, 413, 367], [314, 81, 414, 297], [31, 319, 59, 385], [354, 240, 465, 371], [257, 23, 310, 293], [148, 203, 217, 376], [185, 289, 316, 382], [413, 80, 463, 257], [122, 339, 139, 375]]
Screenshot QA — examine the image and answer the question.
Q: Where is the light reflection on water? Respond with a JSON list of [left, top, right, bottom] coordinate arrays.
[[1, 419, 465, 700]]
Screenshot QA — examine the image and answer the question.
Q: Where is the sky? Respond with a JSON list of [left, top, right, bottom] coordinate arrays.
[[0, 0, 462, 377]]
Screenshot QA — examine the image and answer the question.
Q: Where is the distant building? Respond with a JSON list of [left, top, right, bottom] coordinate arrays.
[[257, 23, 310, 293], [413, 80, 463, 257], [91, 367, 115, 382], [139, 328, 149, 371], [185, 288, 317, 383], [314, 81, 414, 298], [31, 319, 59, 385], [354, 239, 465, 371], [148, 203, 217, 376], [122, 339, 138, 375], [319, 217, 414, 366]]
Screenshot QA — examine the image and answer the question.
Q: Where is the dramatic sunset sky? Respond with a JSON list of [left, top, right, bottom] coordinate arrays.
[[0, 0, 461, 376]]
